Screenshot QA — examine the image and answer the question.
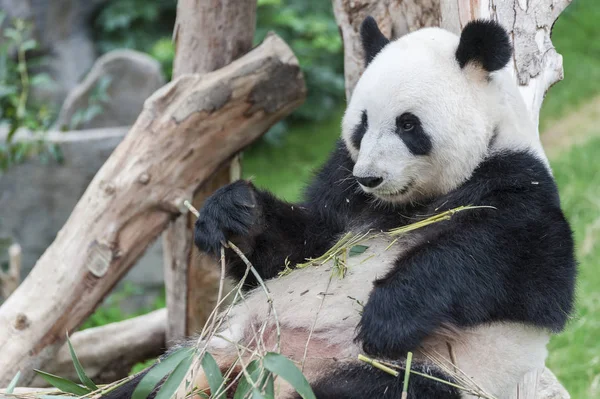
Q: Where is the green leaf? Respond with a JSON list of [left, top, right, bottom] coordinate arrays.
[[263, 373, 275, 399], [251, 388, 265, 399], [6, 371, 20, 393], [132, 347, 193, 399], [262, 353, 316, 399], [154, 355, 193, 399], [66, 333, 98, 391], [33, 370, 91, 396], [20, 39, 37, 52], [30, 73, 54, 88], [3, 28, 21, 42], [201, 352, 225, 399], [349, 245, 369, 257], [233, 360, 261, 399]]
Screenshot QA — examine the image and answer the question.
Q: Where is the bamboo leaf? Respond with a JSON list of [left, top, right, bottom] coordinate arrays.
[[201, 352, 225, 399], [66, 333, 98, 391], [233, 360, 261, 399], [132, 347, 193, 399], [349, 245, 369, 256], [262, 353, 316, 399], [6, 371, 20, 393], [33, 370, 91, 396], [263, 373, 275, 399], [154, 355, 194, 399]]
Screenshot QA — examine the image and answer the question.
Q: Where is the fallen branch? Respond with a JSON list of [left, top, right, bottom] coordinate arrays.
[[0, 32, 306, 385], [29, 309, 166, 387]]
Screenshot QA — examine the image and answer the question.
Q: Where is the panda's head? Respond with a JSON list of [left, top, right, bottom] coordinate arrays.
[[343, 17, 541, 204]]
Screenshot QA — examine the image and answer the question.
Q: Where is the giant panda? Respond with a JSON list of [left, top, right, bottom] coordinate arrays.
[[107, 17, 576, 399]]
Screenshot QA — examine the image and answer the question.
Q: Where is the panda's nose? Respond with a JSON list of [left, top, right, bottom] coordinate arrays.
[[355, 176, 383, 188]]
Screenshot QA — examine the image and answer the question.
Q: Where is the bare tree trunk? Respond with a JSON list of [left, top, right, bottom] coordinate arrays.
[[332, 0, 570, 398], [0, 33, 305, 385], [163, 0, 257, 344]]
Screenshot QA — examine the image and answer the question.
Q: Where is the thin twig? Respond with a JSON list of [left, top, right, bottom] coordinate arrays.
[[301, 276, 332, 371], [401, 352, 413, 399], [226, 241, 281, 353]]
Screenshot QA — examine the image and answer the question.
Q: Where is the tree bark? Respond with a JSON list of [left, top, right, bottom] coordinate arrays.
[[0, 33, 305, 385], [332, 0, 570, 398], [31, 309, 166, 386], [163, 0, 257, 344]]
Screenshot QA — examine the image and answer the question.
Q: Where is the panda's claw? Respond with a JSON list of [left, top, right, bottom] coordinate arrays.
[[193, 180, 259, 256]]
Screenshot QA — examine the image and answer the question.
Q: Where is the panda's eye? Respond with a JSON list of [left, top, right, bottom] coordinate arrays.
[[402, 122, 415, 131], [396, 113, 419, 134]]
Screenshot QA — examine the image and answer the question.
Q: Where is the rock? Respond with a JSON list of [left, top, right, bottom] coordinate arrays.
[[0, 128, 166, 301], [54, 50, 165, 130]]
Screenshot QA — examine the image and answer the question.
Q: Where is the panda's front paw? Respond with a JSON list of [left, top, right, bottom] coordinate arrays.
[[356, 288, 423, 359], [194, 180, 260, 255]]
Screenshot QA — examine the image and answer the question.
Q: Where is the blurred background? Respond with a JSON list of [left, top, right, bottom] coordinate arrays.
[[0, 0, 598, 397]]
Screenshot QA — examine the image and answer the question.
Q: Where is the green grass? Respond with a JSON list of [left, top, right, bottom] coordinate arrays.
[[242, 107, 345, 202], [540, 0, 600, 130], [547, 137, 600, 399]]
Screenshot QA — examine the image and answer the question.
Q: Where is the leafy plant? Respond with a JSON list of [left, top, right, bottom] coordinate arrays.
[[0, 11, 58, 172], [67, 75, 112, 130]]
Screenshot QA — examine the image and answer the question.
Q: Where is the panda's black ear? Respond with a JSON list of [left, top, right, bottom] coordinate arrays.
[[456, 19, 512, 72], [360, 16, 390, 66]]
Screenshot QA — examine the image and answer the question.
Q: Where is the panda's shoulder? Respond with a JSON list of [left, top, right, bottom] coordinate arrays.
[[465, 150, 559, 207]]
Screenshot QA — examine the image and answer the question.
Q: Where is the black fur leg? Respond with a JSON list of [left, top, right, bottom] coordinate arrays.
[[101, 368, 155, 399], [293, 362, 460, 399], [194, 180, 259, 255]]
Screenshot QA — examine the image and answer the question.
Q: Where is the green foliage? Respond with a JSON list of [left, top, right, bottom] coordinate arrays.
[[540, 0, 600, 129], [547, 136, 600, 399], [262, 352, 316, 399], [33, 370, 91, 396], [5, 371, 20, 393], [0, 12, 58, 172], [255, 0, 344, 124], [93, 0, 344, 128], [66, 334, 99, 391], [201, 352, 226, 399], [93, 0, 176, 58]]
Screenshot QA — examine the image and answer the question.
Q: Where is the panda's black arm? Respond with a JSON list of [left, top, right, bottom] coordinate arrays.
[[356, 204, 576, 358], [194, 141, 365, 283]]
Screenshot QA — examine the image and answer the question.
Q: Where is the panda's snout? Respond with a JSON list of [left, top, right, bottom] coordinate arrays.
[[355, 175, 383, 189]]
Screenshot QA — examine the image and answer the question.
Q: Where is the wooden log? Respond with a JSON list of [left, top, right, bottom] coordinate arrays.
[[0, 244, 21, 299], [331, 0, 570, 398], [30, 309, 166, 386], [0, 32, 306, 385], [163, 0, 256, 345]]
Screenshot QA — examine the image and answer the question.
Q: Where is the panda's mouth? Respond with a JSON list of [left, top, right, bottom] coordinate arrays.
[[375, 178, 416, 199]]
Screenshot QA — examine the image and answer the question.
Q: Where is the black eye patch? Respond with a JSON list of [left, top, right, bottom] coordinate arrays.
[[351, 110, 368, 149], [395, 113, 432, 156]]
